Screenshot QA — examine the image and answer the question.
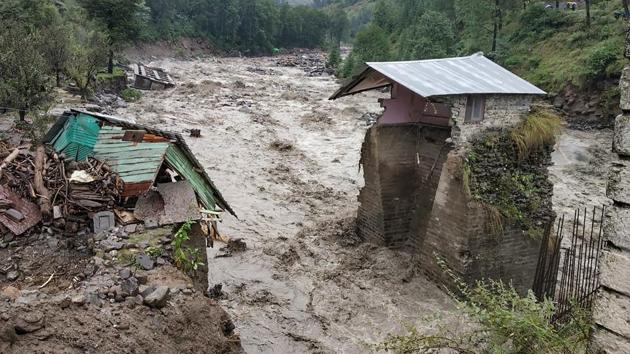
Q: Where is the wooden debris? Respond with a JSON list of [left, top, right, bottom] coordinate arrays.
[[34, 146, 52, 220], [0, 148, 20, 179]]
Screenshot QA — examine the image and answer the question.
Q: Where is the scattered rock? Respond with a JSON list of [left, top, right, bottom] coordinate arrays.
[[86, 292, 103, 307], [135, 272, 148, 285], [6, 271, 19, 282], [120, 277, 139, 297], [207, 284, 223, 299], [100, 239, 124, 252], [0, 324, 17, 344], [57, 296, 71, 309], [14, 312, 44, 334], [71, 294, 86, 306], [136, 254, 154, 270], [613, 114, 630, 157], [143, 286, 170, 308], [119, 268, 132, 280]]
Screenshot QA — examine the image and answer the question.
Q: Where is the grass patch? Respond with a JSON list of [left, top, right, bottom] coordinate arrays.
[[511, 108, 562, 160], [96, 67, 125, 81], [121, 87, 142, 102]]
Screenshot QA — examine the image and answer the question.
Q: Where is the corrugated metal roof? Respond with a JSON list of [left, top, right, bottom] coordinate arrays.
[[330, 53, 546, 100], [92, 126, 169, 184], [165, 145, 219, 212], [50, 113, 100, 160], [45, 109, 236, 217]]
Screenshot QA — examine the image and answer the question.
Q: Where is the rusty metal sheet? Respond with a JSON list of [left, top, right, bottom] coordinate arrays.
[[156, 181, 201, 225], [0, 185, 41, 235]]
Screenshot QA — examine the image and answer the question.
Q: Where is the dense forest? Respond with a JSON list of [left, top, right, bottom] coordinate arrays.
[[339, 0, 626, 97], [0, 0, 627, 121]]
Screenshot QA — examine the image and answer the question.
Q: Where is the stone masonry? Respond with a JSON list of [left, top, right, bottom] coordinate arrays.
[[589, 67, 630, 353]]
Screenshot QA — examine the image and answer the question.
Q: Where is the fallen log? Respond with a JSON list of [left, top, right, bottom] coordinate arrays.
[[34, 146, 52, 220], [0, 148, 20, 179]]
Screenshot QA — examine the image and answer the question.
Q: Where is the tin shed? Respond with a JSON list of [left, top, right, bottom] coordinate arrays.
[[44, 110, 234, 217]]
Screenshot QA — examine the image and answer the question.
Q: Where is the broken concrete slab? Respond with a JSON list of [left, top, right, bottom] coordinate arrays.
[[607, 161, 630, 205], [93, 211, 116, 234], [600, 250, 630, 297], [613, 114, 630, 157], [156, 181, 201, 225], [604, 207, 630, 251]]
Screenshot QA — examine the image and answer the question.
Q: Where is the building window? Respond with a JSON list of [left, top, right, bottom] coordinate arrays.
[[465, 95, 485, 123]]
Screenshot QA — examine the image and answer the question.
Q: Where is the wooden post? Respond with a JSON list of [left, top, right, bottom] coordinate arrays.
[[34, 146, 51, 220], [0, 148, 19, 179]]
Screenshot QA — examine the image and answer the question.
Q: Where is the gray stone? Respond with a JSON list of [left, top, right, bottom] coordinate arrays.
[[144, 218, 158, 229], [136, 254, 154, 270], [86, 292, 102, 307], [607, 162, 630, 205], [593, 289, 630, 338], [57, 296, 71, 309], [621, 66, 630, 112], [119, 268, 132, 279], [143, 286, 170, 308], [135, 272, 148, 285], [93, 211, 116, 234], [100, 240, 124, 252], [613, 114, 630, 157], [6, 271, 19, 282], [124, 224, 138, 234], [71, 294, 86, 306], [600, 250, 630, 296], [605, 207, 630, 251], [14, 311, 44, 334], [589, 328, 630, 354], [140, 286, 155, 298], [120, 277, 139, 297]]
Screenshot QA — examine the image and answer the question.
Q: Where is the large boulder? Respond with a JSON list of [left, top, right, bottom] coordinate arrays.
[[604, 207, 630, 251], [613, 114, 630, 157], [143, 286, 170, 308]]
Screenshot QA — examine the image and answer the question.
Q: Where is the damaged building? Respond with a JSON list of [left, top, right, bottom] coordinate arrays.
[[130, 63, 175, 90], [331, 53, 552, 293], [43, 109, 234, 233]]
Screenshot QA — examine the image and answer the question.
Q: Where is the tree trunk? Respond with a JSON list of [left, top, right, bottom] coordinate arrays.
[[492, 0, 500, 53], [56, 70, 61, 87], [624, 0, 630, 17], [34, 145, 52, 220], [555, 1, 559, 8], [585, 0, 591, 27], [108, 49, 114, 74], [18, 110, 26, 121]]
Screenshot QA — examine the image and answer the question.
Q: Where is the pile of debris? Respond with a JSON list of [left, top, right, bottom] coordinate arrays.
[[274, 52, 332, 76], [0, 145, 118, 236]]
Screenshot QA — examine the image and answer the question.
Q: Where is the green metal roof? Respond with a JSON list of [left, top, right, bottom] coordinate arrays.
[[165, 144, 218, 210], [49, 113, 100, 161], [92, 126, 169, 183]]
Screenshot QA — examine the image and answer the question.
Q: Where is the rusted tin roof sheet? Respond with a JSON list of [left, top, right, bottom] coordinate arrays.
[[132, 63, 175, 87], [330, 53, 546, 100], [0, 185, 42, 235]]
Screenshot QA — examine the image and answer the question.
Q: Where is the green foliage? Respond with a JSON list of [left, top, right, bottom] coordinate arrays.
[[0, 23, 53, 121], [172, 221, 205, 274], [145, 245, 163, 258], [464, 110, 560, 239], [341, 52, 357, 78], [326, 44, 342, 69], [67, 29, 109, 99], [38, 22, 73, 87], [377, 264, 592, 354], [397, 11, 455, 60], [121, 88, 143, 102]]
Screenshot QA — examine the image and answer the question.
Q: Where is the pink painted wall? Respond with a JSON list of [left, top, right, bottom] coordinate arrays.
[[379, 84, 450, 126]]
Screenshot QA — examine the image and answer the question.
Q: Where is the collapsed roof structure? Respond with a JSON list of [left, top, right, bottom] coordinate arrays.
[[130, 64, 175, 90], [43, 109, 234, 228]]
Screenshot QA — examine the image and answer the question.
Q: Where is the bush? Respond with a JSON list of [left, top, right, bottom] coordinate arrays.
[[121, 87, 142, 102], [376, 276, 592, 354], [580, 38, 623, 85]]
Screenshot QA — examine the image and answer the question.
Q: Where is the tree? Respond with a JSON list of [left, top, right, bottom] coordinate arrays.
[[67, 29, 109, 99], [624, 0, 630, 18], [0, 24, 52, 121], [39, 23, 72, 87], [585, 0, 591, 27], [352, 24, 391, 64], [326, 44, 341, 70], [397, 11, 455, 60], [78, 0, 146, 73]]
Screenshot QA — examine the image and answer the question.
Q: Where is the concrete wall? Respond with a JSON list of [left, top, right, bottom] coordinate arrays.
[[357, 124, 451, 249], [589, 66, 630, 353], [418, 152, 541, 295], [449, 95, 533, 145]]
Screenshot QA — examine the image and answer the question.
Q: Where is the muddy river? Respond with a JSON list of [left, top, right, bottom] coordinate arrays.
[[110, 55, 612, 353]]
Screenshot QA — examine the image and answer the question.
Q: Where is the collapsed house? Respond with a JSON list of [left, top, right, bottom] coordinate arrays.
[[130, 63, 175, 90], [331, 53, 551, 293], [42, 109, 234, 233]]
